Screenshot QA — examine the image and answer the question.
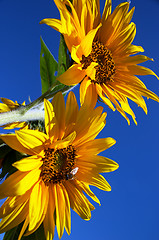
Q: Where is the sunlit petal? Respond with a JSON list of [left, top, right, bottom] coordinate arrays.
[[52, 92, 65, 140], [16, 130, 48, 154], [57, 63, 85, 86], [13, 155, 42, 172]]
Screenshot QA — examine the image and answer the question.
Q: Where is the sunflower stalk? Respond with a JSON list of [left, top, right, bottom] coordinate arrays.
[[0, 84, 74, 126]]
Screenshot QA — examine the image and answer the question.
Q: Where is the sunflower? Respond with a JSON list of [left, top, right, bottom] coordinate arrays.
[[0, 88, 118, 240], [0, 98, 26, 129], [41, 0, 159, 124]]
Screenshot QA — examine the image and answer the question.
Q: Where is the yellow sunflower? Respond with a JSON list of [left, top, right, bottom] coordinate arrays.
[[0, 98, 26, 129], [0, 88, 118, 240], [41, 0, 159, 124]]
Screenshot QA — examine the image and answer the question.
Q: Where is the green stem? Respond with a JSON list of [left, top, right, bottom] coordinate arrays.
[[22, 84, 71, 112]]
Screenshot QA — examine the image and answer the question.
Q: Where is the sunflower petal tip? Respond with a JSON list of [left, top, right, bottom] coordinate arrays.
[[40, 19, 47, 25], [39, 20, 44, 24], [116, 163, 119, 170], [127, 118, 130, 125], [140, 47, 144, 52], [156, 75, 159, 80]]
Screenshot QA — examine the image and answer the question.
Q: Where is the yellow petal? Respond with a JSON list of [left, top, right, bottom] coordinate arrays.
[[76, 24, 101, 58], [100, 2, 129, 45], [78, 155, 119, 173], [77, 172, 111, 191], [74, 106, 106, 146], [65, 91, 78, 132], [1, 98, 19, 109], [80, 1, 93, 35], [0, 169, 41, 198], [85, 61, 98, 79], [96, 84, 115, 110], [90, 0, 101, 29], [61, 184, 71, 235], [102, 84, 130, 124], [2, 121, 27, 130], [80, 82, 97, 109], [54, 184, 65, 239], [64, 181, 92, 220], [0, 200, 28, 234], [115, 72, 146, 88], [40, 18, 62, 32], [77, 137, 116, 155], [13, 155, 42, 172], [64, 0, 84, 38], [107, 2, 130, 42], [52, 92, 65, 140], [27, 181, 48, 233], [0, 134, 35, 156], [80, 77, 92, 106], [76, 180, 100, 205], [16, 129, 48, 154], [75, 110, 106, 146], [110, 82, 147, 114], [0, 103, 10, 112], [124, 44, 144, 56], [71, 45, 82, 63], [116, 55, 153, 65], [18, 216, 29, 240], [49, 0, 84, 51], [133, 85, 159, 102], [57, 63, 85, 86], [52, 131, 76, 149], [102, 0, 112, 22], [127, 65, 159, 79], [110, 22, 136, 54], [119, 98, 137, 125], [0, 190, 31, 219], [124, 6, 135, 25], [44, 99, 55, 138], [43, 184, 55, 240], [0, 197, 16, 218]]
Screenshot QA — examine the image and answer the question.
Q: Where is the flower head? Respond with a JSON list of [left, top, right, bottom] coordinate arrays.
[[0, 88, 118, 240], [41, 0, 159, 124]]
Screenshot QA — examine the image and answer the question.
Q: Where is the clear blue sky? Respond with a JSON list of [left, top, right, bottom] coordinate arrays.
[[0, 0, 159, 240]]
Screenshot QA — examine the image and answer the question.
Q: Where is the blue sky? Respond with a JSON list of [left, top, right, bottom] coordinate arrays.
[[0, 0, 159, 240]]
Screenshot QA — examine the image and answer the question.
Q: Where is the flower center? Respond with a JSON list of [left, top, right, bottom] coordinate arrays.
[[40, 145, 76, 185], [81, 41, 116, 84]]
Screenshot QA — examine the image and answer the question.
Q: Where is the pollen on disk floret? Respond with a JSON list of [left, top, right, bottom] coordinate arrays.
[[40, 145, 77, 185], [81, 41, 116, 84]]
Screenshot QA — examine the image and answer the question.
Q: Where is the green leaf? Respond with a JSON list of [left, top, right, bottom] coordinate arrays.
[[3, 223, 46, 240], [40, 37, 58, 94], [0, 146, 26, 180], [39, 35, 73, 100], [40, 36, 72, 98], [3, 224, 21, 240], [58, 34, 71, 77], [0, 150, 18, 180], [0, 141, 12, 159]]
